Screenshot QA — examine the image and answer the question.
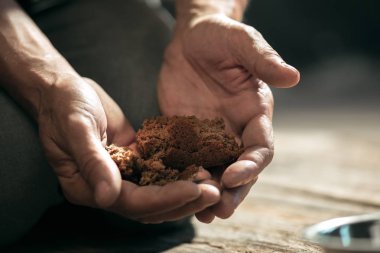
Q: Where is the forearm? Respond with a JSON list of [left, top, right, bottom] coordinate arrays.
[[0, 0, 78, 119], [175, 0, 248, 25]]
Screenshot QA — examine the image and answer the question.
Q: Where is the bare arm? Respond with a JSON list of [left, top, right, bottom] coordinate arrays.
[[175, 0, 248, 21], [174, 0, 248, 36], [0, 0, 79, 119]]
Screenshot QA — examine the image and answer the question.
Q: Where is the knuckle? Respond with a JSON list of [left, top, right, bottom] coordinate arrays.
[[260, 146, 274, 167], [241, 24, 262, 40], [260, 47, 281, 59], [239, 25, 273, 54], [229, 24, 257, 46], [253, 150, 266, 165], [251, 145, 274, 168], [267, 147, 275, 164], [67, 113, 95, 132], [79, 152, 103, 181]]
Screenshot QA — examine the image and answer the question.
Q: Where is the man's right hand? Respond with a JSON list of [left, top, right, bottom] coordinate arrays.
[[37, 76, 220, 223], [0, 0, 220, 223]]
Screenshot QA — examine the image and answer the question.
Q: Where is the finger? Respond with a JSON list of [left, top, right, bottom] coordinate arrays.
[[231, 25, 300, 88], [212, 180, 256, 219], [56, 162, 95, 207], [222, 114, 273, 188], [194, 167, 212, 182], [84, 77, 135, 146], [110, 180, 202, 218], [68, 124, 122, 208], [138, 184, 220, 224], [195, 209, 216, 224], [195, 179, 222, 224]]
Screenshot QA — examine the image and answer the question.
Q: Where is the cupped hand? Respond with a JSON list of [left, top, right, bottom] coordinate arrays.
[[38, 76, 219, 223], [158, 14, 300, 223]]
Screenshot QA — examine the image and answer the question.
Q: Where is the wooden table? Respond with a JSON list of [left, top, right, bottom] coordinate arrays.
[[7, 109, 380, 253], [168, 109, 380, 253]]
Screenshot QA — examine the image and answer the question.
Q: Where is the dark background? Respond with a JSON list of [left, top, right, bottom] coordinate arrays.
[[245, 0, 380, 110], [163, 0, 380, 110], [247, 0, 379, 68]]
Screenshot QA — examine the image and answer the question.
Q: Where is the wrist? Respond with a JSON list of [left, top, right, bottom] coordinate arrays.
[[0, 0, 80, 119], [0, 46, 79, 120], [174, 0, 248, 34]]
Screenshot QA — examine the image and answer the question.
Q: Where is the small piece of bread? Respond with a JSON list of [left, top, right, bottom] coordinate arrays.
[[107, 116, 242, 186]]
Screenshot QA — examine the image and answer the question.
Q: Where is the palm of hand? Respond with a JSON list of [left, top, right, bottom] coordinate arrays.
[[159, 15, 273, 137]]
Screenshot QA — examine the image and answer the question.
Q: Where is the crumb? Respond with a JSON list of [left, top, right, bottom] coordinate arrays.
[[106, 145, 135, 179]]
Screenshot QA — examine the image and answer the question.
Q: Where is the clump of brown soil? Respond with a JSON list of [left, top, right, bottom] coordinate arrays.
[[107, 116, 242, 186]]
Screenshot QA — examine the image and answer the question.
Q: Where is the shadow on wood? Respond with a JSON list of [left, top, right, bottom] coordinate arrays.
[[3, 203, 195, 253]]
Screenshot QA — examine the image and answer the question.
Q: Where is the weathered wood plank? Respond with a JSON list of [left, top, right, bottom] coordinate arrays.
[[168, 110, 380, 252], [8, 110, 378, 253]]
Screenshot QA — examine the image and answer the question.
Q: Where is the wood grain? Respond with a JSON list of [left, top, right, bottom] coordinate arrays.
[[8, 110, 379, 253], [168, 110, 380, 253]]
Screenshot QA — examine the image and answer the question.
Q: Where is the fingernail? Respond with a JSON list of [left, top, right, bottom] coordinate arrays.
[[203, 184, 221, 195], [201, 184, 221, 204]]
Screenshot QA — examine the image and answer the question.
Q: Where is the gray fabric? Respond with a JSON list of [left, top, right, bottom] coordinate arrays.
[[34, 0, 173, 129], [0, 0, 173, 245], [0, 90, 63, 245]]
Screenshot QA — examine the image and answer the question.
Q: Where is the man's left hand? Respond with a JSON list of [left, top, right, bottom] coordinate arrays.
[[158, 14, 300, 223]]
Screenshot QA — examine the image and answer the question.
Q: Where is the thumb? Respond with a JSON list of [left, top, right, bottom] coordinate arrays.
[[71, 131, 122, 208], [232, 26, 300, 88]]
